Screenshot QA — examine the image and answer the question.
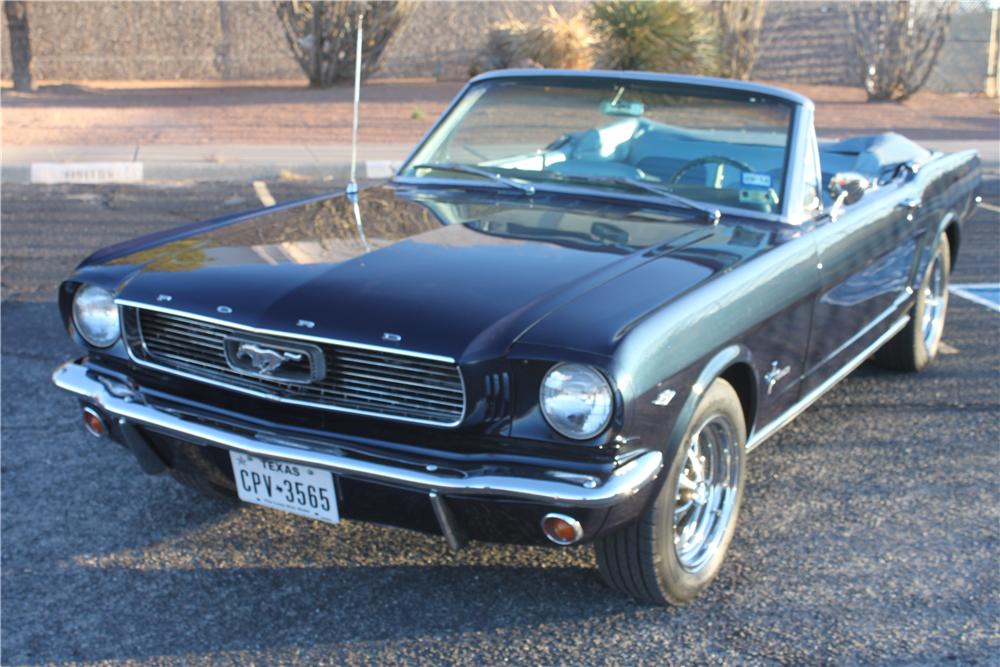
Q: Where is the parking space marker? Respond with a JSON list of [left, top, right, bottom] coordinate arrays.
[[950, 283, 1000, 312], [252, 180, 276, 207], [938, 341, 960, 355]]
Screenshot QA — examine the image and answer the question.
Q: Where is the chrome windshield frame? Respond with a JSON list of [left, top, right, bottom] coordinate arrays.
[[394, 69, 814, 226]]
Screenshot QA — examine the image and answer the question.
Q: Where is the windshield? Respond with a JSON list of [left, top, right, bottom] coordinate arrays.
[[401, 78, 795, 215]]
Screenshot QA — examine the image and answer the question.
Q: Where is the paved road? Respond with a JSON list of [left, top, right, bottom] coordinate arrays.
[[2, 179, 998, 665], [3, 139, 995, 184]]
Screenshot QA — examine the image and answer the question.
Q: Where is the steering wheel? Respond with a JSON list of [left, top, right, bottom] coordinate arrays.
[[671, 155, 755, 188]]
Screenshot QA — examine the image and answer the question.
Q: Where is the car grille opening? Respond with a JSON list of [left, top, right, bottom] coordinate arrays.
[[121, 305, 465, 426]]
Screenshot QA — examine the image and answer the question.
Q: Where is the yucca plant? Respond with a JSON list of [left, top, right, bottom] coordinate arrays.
[[588, 0, 711, 73]]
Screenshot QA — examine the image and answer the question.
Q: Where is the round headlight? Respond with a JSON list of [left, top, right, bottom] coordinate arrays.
[[72, 285, 120, 348], [539, 363, 614, 440]]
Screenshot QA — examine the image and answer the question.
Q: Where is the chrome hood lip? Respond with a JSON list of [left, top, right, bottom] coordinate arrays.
[[115, 298, 458, 364]]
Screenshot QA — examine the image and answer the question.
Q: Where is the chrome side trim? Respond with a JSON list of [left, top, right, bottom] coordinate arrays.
[[746, 314, 910, 452], [809, 288, 912, 373], [52, 360, 664, 508], [119, 303, 467, 429], [116, 299, 456, 363]]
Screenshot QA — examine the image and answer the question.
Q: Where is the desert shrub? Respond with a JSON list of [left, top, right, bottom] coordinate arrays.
[[587, 0, 712, 73], [274, 1, 412, 87], [848, 0, 956, 102], [470, 6, 595, 76]]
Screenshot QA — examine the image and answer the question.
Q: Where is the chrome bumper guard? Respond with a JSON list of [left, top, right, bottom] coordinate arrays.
[[52, 361, 663, 509]]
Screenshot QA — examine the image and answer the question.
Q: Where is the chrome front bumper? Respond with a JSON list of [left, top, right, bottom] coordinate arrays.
[[52, 360, 664, 509]]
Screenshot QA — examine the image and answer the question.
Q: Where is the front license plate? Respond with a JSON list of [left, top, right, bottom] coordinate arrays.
[[230, 452, 339, 524]]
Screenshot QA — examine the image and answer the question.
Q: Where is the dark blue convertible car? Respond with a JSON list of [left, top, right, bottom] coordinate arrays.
[[53, 71, 981, 605]]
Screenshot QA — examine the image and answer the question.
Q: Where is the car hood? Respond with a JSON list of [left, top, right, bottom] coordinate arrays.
[[91, 185, 773, 362]]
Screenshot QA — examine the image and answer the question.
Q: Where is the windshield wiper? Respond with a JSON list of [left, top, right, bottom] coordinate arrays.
[[602, 178, 721, 222], [410, 162, 536, 195], [546, 173, 721, 223]]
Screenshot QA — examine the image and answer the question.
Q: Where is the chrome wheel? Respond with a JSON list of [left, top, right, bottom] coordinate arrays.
[[921, 253, 946, 353], [673, 415, 741, 573]]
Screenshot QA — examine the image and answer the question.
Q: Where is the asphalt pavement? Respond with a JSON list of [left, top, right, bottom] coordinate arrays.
[[2, 139, 996, 185], [1, 178, 998, 665]]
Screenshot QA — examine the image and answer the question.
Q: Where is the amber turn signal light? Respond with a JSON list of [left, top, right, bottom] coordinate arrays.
[[82, 406, 108, 438], [541, 513, 583, 545]]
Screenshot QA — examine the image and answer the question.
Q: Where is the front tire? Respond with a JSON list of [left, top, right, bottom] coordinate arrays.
[[595, 379, 747, 605], [874, 234, 951, 372]]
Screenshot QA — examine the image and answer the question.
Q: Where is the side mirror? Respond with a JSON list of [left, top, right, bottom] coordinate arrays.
[[828, 172, 872, 207]]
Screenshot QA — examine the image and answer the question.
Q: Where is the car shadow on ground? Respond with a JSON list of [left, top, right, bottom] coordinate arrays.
[[2, 184, 997, 662], [19, 484, 765, 663]]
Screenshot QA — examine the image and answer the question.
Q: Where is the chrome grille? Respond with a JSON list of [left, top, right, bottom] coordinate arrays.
[[121, 305, 465, 426]]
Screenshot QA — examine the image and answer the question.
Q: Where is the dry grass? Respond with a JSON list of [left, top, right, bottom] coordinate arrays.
[[471, 5, 595, 76]]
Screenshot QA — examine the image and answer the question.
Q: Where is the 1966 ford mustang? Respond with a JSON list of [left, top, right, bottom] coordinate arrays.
[[53, 70, 980, 605]]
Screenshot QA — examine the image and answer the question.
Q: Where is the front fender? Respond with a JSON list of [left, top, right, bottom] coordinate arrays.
[[599, 343, 756, 535], [664, 344, 754, 460]]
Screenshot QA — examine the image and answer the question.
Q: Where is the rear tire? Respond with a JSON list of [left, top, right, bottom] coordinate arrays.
[[874, 234, 951, 372], [595, 379, 746, 605]]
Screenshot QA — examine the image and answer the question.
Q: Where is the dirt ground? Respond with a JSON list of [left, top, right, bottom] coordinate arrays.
[[1, 79, 462, 146], [2, 78, 997, 146]]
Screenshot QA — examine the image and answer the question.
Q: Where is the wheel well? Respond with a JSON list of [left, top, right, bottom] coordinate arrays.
[[944, 221, 960, 271], [719, 362, 756, 436]]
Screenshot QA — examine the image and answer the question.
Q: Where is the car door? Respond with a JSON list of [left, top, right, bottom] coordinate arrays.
[[801, 179, 925, 394]]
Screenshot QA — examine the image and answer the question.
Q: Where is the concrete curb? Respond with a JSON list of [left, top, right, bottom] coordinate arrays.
[[2, 162, 373, 184], [1, 143, 412, 184]]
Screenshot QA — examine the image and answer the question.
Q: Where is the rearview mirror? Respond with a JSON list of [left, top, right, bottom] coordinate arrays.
[[600, 99, 645, 117], [828, 172, 872, 206]]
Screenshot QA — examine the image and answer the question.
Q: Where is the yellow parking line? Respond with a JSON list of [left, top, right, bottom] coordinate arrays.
[[252, 180, 276, 207]]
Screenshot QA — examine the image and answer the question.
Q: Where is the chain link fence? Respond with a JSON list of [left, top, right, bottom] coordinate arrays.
[[2, 0, 996, 94]]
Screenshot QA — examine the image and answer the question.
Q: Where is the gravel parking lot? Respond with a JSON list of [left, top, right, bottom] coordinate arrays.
[[2, 178, 998, 665]]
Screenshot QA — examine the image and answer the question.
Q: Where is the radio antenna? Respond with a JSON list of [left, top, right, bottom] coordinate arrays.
[[346, 13, 370, 252]]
